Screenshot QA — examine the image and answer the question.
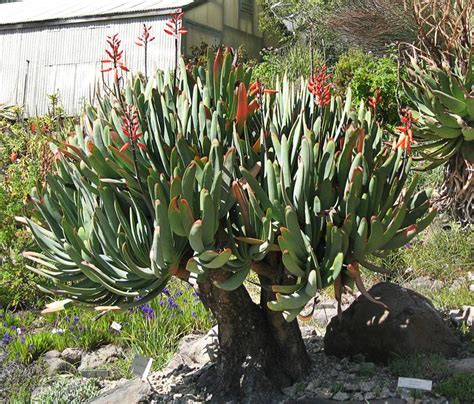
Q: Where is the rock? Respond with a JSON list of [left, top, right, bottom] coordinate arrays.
[[449, 305, 474, 331], [61, 347, 84, 364], [44, 350, 61, 359], [164, 326, 219, 371], [364, 391, 376, 400], [359, 381, 376, 392], [448, 357, 474, 374], [316, 387, 332, 399], [90, 378, 151, 404], [324, 282, 461, 363], [352, 392, 364, 401], [449, 278, 466, 290], [409, 276, 443, 290], [44, 357, 76, 376], [78, 345, 124, 371], [332, 391, 350, 401]]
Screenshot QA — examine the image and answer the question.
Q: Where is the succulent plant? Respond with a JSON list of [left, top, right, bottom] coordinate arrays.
[[19, 49, 435, 318], [403, 53, 474, 166], [399, 0, 473, 225]]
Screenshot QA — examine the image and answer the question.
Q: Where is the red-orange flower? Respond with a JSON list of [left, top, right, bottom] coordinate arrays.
[[136, 24, 155, 47], [308, 65, 332, 107], [164, 10, 188, 38], [248, 79, 278, 97], [368, 88, 382, 111], [120, 106, 145, 152], [395, 110, 418, 153], [101, 33, 128, 80], [10, 152, 18, 162]]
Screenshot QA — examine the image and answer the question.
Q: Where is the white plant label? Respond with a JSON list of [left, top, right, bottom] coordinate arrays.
[[110, 321, 122, 331], [132, 355, 153, 380], [398, 377, 432, 391]]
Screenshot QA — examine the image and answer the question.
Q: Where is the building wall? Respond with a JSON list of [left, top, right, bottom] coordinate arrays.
[[0, 0, 266, 115], [184, 0, 264, 58], [0, 15, 178, 115]]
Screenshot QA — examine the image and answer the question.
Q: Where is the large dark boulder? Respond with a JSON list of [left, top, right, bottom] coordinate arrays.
[[324, 282, 461, 363]]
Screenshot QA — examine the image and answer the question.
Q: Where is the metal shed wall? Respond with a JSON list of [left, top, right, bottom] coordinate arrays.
[[0, 16, 179, 115]]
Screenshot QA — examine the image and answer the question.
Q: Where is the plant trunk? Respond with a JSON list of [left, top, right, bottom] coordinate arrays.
[[435, 150, 473, 226], [194, 270, 310, 403]]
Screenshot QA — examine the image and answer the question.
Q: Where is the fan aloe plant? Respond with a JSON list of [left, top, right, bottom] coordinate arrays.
[[401, 0, 473, 225], [20, 49, 435, 399]]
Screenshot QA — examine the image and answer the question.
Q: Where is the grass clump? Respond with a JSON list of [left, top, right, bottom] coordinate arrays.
[[0, 280, 214, 367], [389, 353, 451, 381], [434, 372, 474, 402]]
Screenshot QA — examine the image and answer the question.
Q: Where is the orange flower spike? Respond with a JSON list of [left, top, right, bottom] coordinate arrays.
[[119, 143, 130, 153]]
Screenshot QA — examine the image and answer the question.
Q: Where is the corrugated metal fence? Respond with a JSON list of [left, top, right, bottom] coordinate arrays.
[[0, 15, 178, 115]]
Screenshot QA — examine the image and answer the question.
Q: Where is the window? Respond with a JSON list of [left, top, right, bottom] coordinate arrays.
[[240, 0, 254, 16]]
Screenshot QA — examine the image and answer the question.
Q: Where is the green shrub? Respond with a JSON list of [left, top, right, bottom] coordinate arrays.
[[333, 48, 372, 96], [333, 49, 404, 125], [0, 102, 72, 310], [252, 46, 322, 85], [435, 372, 474, 402]]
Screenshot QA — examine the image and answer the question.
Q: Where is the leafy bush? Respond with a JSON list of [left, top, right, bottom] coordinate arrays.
[[333, 49, 404, 125], [435, 372, 474, 402], [333, 49, 372, 96], [0, 101, 72, 310], [252, 46, 322, 85]]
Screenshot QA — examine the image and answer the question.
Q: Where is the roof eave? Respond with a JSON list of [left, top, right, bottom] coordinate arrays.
[[0, 0, 205, 32]]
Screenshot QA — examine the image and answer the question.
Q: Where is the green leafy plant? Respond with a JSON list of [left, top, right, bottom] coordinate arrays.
[[31, 377, 101, 404], [435, 372, 474, 402], [389, 354, 451, 381], [348, 52, 403, 125], [252, 46, 322, 86], [20, 48, 435, 400]]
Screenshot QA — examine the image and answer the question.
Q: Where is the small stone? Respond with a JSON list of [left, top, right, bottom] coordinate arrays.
[[305, 381, 316, 392], [61, 347, 84, 364], [380, 387, 390, 398], [44, 357, 76, 376], [360, 381, 376, 392], [352, 392, 364, 400], [343, 382, 358, 392], [317, 387, 332, 399], [364, 391, 376, 400], [78, 344, 124, 371], [44, 350, 61, 359], [332, 391, 350, 401]]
